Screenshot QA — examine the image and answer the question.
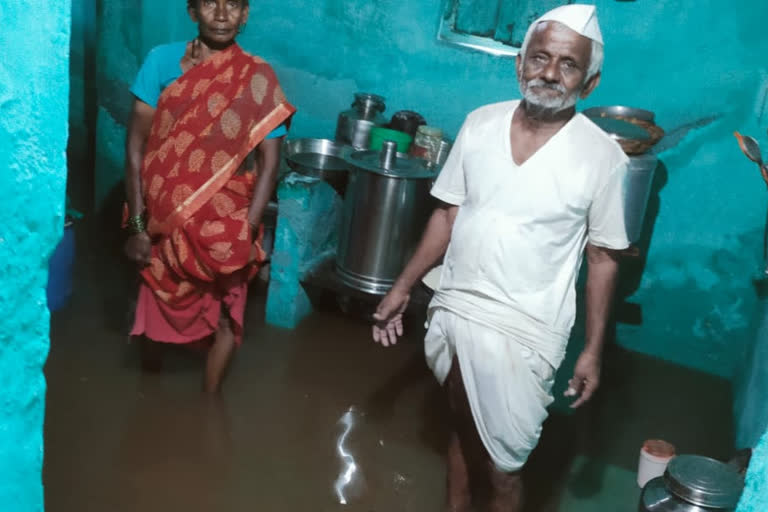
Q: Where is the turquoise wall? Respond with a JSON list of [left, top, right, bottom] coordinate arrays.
[[69, 0, 96, 155], [0, 1, 70, 510], [93, 0, 768, 443], [737, 427, 768, 511]]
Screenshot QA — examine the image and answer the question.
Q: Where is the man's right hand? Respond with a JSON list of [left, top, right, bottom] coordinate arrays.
[[125, 232, 152, 267], [372, 287, 410, 347]]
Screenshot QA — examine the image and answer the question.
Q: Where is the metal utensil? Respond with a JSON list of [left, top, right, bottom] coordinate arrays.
[[734, 132, 768, 187], [283, 138, 352, 195], [583, 106, 654, 141], [735, 132, 768, 278], [735, 132, 763, 165], [284, 138, 351, 174], [583, 105, 656, 123]]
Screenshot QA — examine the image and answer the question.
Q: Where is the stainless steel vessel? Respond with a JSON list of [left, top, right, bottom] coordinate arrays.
[[625, 153, 658, 243], [639, 455, 744, 511], [335, 93, 388, 150], [336, 142, 436, 294], [583, 105, 663, 244], [283, 138, 351, 194]]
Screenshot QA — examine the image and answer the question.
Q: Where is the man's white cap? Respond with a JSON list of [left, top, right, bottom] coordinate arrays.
[[530, 4, 603, 44]]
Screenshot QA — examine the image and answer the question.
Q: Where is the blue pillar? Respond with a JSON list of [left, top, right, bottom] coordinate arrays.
[[266, 174, 342, 328]]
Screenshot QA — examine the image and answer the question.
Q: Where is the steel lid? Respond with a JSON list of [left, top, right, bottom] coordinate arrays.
[[345, 149, 436, 179], [664, 455, 744, 509]]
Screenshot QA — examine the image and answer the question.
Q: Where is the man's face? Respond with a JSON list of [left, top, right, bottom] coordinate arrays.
[[189, 0, 250, 46], [516, 22, 598, 112]]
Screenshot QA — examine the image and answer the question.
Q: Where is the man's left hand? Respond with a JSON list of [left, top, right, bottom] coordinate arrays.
[[565, 351, 601, 408]]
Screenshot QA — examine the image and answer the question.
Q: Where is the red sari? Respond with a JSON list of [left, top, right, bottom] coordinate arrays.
[[130, 44, 295, 345]]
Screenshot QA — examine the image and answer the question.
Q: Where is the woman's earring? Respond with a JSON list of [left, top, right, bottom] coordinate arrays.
[[239, 23, 247, 33]]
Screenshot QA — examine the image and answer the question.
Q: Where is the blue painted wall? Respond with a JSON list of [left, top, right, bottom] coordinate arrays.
[[0, 1, 70, 510], [737, 427, 768, 511], [93, 0, 768, 443], [69, 0, 96, 152]]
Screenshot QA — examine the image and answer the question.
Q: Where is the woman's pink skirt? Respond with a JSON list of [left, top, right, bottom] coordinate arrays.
[[130, 272, 248, 345]]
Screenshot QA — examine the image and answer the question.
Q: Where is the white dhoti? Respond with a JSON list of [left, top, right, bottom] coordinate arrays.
[[425, 307, 556, 472]]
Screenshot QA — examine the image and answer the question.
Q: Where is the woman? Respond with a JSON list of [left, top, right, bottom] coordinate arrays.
[[123, 0, 295, 393]]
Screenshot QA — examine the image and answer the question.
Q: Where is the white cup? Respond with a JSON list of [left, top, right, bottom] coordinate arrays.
[[637, 440, 676, 488]]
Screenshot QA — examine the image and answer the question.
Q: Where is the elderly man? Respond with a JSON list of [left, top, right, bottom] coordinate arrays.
[[372, 5, 628, 511]]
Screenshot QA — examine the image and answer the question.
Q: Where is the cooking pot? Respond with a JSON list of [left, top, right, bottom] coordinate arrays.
[[335, 93, 388, 150], [639, 455, 744, 511]]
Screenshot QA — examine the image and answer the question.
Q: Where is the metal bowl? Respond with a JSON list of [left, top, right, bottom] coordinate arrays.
[[283, 138, 352, 194], [582, 106, 660, 146], [583, 105, 655, 123]]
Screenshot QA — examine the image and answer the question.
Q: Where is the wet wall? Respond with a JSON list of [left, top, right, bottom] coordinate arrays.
[[0, 1, 70, 510], [90, 1, 768, 442]]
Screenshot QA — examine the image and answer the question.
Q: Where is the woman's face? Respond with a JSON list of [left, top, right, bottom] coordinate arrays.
[[189, 0, 250, 47]]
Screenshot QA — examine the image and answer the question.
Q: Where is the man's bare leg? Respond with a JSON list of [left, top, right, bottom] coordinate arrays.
[[445, 359, 476, 512], [446, 430, 473, 512], [204, 315, 236, 394], [487, 464, 523, 512], [446, 357, 524, 512]]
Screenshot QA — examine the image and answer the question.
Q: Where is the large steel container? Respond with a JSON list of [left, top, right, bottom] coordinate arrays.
[[336, 142, 436, 295], [625, 153, 659, 243]]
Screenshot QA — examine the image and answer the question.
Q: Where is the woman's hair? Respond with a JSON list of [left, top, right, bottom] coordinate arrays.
[[187, 0, 249, 8]]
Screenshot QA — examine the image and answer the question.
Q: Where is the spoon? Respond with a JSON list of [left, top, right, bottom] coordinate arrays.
[[735, 132, 763, 164], [735, 132, 768, 187]]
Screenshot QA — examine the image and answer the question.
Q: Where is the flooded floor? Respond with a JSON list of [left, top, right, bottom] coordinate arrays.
[[44, 224, 735, 511]]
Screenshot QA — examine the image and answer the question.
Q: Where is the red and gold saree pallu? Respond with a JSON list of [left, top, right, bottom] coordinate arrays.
[[135, 44, 294, 342]]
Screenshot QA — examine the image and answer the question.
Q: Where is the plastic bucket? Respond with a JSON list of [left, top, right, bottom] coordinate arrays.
[[47, 222, 75, 312], [369, 127, 412, 153], [637, 439, 676, 488]]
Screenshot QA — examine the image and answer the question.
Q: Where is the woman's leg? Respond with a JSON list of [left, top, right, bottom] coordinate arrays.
[[204, 314, 236, 393], [138, 335, 164, 373]]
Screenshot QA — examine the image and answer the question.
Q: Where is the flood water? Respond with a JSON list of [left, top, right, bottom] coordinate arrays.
[[43, 224, 735, 512]]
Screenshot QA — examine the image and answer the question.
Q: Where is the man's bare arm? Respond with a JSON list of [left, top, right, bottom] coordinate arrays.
[[569, 242, 621, 408], [584, 243, 621, 356], [372, 202, 458, 346], [390, 202, 458, 294]]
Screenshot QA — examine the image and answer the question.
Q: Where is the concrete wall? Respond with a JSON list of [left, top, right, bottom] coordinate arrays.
[[0, 1, 71, 510], [69, 0, 96, 156], [69, 0, 98, 209], [93, 0, 768, 441], [737, 427, 768, 511]]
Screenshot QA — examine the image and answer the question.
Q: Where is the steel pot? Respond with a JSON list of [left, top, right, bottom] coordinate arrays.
[[639, 455, 744, 512], [335, 93, 388, 150], [625, 153, 658, 243], [336, 142, 436, 294]]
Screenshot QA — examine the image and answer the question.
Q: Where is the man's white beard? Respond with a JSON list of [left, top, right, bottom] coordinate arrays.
[[520, 78, 581, 113]]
